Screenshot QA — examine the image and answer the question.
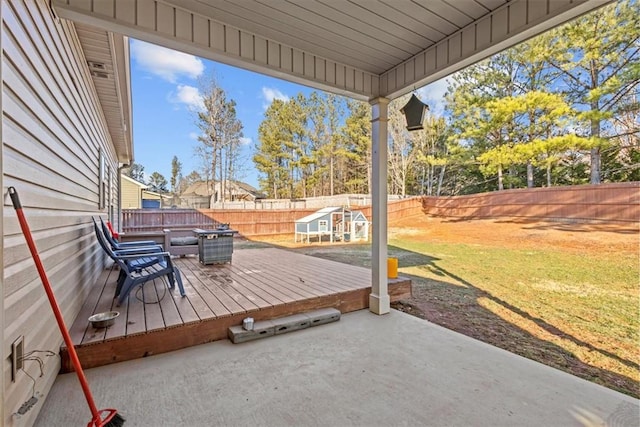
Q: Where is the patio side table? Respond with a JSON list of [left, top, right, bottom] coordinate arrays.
[[193, 228, 238, 265]]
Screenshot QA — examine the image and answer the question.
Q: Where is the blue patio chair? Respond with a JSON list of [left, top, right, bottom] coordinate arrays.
[[92, 219, 186, 304], [99, 217, 161, 251]]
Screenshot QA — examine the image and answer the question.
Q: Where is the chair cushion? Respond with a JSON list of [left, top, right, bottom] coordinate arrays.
[[171, 236, 198, 246]]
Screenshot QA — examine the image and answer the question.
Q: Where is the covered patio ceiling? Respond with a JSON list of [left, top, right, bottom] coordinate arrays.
[[51, 0, 613, 314], [54, 1, 613, 104]]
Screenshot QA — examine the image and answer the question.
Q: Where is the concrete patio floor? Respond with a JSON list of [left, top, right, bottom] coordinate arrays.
[[35, 310, 638, 427]]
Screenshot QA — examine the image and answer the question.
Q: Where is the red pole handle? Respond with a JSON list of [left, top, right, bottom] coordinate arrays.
[[8, 187, 102, 423]]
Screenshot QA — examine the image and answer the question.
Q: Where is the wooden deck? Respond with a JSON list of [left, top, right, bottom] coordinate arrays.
[[61, 247, 411, 372]]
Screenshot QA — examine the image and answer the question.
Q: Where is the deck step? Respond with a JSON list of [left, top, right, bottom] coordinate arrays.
[[228, 308, 341, 344]]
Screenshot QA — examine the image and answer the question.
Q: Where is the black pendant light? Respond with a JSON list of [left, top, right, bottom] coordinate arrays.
[[401, 94, 429, 131]]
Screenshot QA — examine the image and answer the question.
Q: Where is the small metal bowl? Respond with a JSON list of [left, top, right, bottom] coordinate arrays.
[[88, 311, 120, 329]]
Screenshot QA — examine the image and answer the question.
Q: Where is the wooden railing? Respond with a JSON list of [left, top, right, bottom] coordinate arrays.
[[121, 209, 220, 232]]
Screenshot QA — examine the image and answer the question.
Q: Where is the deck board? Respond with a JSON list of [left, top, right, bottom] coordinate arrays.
[[69, 267, 111, 344], [157, 285, 185, 328], [61, 247, 412, 372], [179, 258, 237, 316]]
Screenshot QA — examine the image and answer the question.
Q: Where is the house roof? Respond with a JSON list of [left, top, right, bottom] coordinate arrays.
[[181, 181, 213, 197], [53, 1, 612, 101], [226, 180, 266, 198], [142, 190, 172, 200], [121, 174, 147, 189]]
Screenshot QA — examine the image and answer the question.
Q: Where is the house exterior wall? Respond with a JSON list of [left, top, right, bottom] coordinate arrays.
[[121, 177, 143, 208], [2, 1, 117, 425]]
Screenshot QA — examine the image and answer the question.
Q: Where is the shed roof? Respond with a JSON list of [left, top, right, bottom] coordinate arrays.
[[296, 207, 347, 224]]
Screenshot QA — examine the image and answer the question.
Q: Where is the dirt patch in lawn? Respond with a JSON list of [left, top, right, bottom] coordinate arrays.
[[388, 215, 638, 254], [246, 216, 639, 398]]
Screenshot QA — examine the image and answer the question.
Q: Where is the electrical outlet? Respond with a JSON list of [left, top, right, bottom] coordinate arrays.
[[11, 336, 24, 382]]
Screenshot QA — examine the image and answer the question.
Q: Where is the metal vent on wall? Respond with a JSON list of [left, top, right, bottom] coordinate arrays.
[[90, 70, 110, 79], [87, 60, 105, 69], [88, 61, 109, 78]]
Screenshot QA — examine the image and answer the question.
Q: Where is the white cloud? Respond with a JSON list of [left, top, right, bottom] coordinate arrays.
[[416, 77, 453, 116], [169, 84, 204, 110], [261, 87, 289, 109], [239, 137, 252, 146], [131, 40, 204, 83]]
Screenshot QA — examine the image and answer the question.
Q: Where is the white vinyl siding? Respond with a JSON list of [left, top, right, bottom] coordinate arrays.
[[2, 1, 117, 424]]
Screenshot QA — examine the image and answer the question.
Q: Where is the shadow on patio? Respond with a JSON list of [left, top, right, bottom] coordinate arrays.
[[277, 242, 638, 398]]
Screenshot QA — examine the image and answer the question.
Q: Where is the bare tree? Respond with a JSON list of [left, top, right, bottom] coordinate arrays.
[[194, 76, 244, 202]]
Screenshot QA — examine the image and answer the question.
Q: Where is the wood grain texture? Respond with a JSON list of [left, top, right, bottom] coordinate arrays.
[[61, 247, 411, 372]]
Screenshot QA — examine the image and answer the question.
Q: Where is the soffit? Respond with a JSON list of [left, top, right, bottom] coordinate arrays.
[[169, 0, 509, 76], [55, 0, 612, 101], [74, 23, 133, 164]]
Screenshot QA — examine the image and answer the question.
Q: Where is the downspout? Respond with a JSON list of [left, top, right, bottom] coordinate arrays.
[[117, 164, 128, 231]]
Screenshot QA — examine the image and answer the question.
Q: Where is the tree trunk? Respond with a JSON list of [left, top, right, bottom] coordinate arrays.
[[589, 109, 601, 184], [498, 165, 504, 191], [273, 178, 277, 200], [590, 147, 601, 184], [527, 161, 534, 188], [329, 155, 334, 196], [436, 164, 446, 196], [546, 164, 552, 187]]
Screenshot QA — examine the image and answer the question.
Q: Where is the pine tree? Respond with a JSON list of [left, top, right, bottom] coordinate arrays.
[[542, 0, 640, 184], [170, 155, 182, 193], [341, 100, 372, 194]]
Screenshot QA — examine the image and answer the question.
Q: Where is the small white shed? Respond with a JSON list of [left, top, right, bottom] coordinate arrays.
[[295, 207, 369, 243]]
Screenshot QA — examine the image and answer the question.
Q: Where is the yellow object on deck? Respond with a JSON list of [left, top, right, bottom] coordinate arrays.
[[387, 257, 398, 279]]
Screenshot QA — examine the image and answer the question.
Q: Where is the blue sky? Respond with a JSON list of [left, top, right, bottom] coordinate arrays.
[[129, 39, 448, 189]]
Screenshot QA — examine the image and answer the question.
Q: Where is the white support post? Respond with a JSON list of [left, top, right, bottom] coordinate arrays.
[[369, 97, 390, 315]]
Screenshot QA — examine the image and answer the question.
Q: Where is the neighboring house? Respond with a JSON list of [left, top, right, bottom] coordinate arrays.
[[1, 0, 605, 424], [295, 207, 369, 243], [141, 190, 172, 208], [176, 180, 265, 207], [121, 174, 147, 209], [178, 181, 213, 208], [211, 180, 266, 204], [121, 174, 171, 208]]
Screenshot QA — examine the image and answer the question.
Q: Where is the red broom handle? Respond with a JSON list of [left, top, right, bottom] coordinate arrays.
[[8, 188, 102, 423]]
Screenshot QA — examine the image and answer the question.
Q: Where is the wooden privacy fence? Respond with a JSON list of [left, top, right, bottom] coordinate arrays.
[[421, 182, 639, 223], [201, 199, 421, 236], [122, 183, 638, 236], [199, 209, 316, 236]]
